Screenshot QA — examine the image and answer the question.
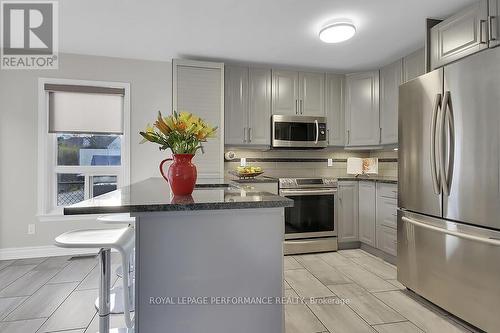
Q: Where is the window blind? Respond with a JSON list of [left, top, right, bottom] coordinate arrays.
[[46, 84, 125, 134]]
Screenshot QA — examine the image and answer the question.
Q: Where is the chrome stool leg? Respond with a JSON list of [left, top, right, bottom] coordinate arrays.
[[98, 248, 111, 333]]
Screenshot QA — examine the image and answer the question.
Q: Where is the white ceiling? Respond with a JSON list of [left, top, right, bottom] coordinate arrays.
[[60, 0, 476, 72]]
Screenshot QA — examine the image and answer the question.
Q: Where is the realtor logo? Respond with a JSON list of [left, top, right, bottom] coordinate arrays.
[[1, 1, 58, 69]]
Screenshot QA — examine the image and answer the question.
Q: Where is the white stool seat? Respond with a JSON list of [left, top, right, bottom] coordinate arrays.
[[98, 215, 135, 225], [56, 228, 134, 250]]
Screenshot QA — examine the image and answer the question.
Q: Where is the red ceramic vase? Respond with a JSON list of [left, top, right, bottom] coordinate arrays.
[[159, 154, 197, 195]]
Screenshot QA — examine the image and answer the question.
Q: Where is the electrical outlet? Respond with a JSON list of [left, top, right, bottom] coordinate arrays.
[[28, 224, 36, 235], [240, 157, 247, 167], [328, 158, 333, 167]]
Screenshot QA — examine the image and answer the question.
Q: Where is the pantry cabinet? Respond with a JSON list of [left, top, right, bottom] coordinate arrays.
[[225, 65, 271, 146], [379, 60, 402, 144], [338, 181, 359, 243], [345, 71, 380, 146]]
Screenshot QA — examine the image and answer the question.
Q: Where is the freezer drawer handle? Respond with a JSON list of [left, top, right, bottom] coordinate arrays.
[[402, 216, 500, 247]]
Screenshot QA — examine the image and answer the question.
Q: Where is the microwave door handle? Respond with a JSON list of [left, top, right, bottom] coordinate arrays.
[[315, 120, 319, 144]]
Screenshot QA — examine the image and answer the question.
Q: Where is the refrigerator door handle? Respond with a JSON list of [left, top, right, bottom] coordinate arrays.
[[439, 91, 455, 196], [430, 93, 442, 195], [402, 216, 500, 247]]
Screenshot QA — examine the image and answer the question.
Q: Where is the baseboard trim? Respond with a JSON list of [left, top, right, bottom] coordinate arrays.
[[0, 245, 99, 260]]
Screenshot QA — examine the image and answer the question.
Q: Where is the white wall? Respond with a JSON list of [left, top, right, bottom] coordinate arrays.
[[0, 53, 172, 253]]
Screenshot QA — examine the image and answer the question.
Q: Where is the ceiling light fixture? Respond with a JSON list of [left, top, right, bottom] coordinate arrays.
[[319, 22, 356, 43]]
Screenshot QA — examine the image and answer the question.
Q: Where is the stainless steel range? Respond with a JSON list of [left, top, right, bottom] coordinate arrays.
[[279, 178, 337, 254]]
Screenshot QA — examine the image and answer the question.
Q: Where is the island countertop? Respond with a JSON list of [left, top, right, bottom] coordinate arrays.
[[63, 177, 293, 215]]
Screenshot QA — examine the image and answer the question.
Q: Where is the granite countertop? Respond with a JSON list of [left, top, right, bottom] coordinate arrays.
[[337, 176, 398, 184], [227, 176, 278, 184], [64, 178, 293, 215]]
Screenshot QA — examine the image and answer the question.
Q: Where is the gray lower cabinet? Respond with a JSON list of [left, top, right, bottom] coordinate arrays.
[[489, 0, 500, 48], [338, 181, 359, 243], [430, 0, 489, 70], [272, 70, 325, 116], [375, 183, 398, 256], [379, 60, 402, 145], [345, 71, 380, 146], [326, 74, 344, 146], [225, 65, 271, 146], [358, 181, 376, 247], [402, 48, 425, 83]]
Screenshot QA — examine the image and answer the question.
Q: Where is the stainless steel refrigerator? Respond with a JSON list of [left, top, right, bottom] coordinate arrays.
[[398, 46, 500, 332]]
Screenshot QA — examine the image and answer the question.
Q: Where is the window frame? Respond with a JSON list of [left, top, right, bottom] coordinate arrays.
[[37, 78, 131, 221]]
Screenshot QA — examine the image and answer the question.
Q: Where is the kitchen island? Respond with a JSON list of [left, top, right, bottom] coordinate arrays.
[[64, 178, 293, 333]]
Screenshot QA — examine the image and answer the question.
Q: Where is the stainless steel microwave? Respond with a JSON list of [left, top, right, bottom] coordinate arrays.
[[272, 115, 327, 148]]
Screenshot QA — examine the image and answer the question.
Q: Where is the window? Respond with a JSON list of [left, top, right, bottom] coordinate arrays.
[[38, 79, 130, 218]]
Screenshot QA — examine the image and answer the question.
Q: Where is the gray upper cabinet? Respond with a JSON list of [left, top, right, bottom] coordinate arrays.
[[272, 70, 325, 116], [379, 60, 402, 145], [345, 71, 380, 146], [489, 0, 500, 48], [402, 48, 425, 82], [326, 74, 344, 146], [225, 65, 249, 145], [358, 181, 376, 247], [225, 65, 271, 146], [272, 70, 299, 115], [430, 0, 489, 70], [248, 68, 271, 145], [338, 181, 359, 243], [299, 72, 325, 116]]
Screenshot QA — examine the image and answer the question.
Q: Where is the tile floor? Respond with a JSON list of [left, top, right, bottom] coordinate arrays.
[[0, 249, 482, 333]]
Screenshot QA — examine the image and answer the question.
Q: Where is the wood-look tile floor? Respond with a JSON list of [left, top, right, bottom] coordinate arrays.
[[0, 249, 483, 333]]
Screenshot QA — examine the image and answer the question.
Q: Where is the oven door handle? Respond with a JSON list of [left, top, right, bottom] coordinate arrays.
[[280, 189, 337, 196], [314, 120, 319, 144]]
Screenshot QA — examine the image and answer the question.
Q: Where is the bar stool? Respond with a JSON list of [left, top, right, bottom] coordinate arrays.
[[55, 228, 135, 332], [96, 215, 136, 314]]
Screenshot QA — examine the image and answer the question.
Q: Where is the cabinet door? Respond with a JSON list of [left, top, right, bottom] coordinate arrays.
[[326, 74, 345, 146], [403, 48, 425, 82], [345, 71, 380, 146], [358, 181, 376, 246], [338, 181, 359, 243], [272, 70, 298, 115], [299, 72, 325, 116], [380, 60, 402, 145], [248, 68, 271, 145], [173, 59, 224, 178], [224, 65, 248, 145], [430, 0, 489, 70], [489, 0, 500, 48], [376, 226, 397, 256]]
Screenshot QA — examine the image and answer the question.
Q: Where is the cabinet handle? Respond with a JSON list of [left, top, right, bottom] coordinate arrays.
[[480, 19, 488, 44], [327, 129, 330, 145], [300, 100, 303, 114], [347, 130, 350, 144], [490, 16, 498, 41], [295, 100, 298, 114], [379, 127, 382, 144], [243, 127, 247, 143], [248, 127, 252, 143]]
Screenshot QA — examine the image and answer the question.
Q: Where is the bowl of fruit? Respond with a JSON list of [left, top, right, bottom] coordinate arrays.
[[230, 166, 264, 179]]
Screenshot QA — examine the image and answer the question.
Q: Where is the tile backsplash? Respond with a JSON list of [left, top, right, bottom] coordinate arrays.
[[224, 148, 398, 179]]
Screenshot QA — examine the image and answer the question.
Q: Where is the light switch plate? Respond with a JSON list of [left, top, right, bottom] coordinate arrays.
[[327, 158, 333, 167], [240, 158, 247, 167]]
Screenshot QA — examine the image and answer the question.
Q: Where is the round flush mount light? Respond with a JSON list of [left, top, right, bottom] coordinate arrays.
[[319, 22, 356, 43]]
